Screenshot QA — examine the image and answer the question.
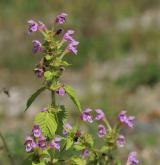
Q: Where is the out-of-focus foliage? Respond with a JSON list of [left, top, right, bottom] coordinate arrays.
[[0, 0, 159, 69]]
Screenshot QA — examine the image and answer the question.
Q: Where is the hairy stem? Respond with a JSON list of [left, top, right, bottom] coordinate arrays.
[[0, 132, 15, 165]]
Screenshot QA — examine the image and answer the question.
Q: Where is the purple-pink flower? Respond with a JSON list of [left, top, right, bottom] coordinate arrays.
[[63, 123, 72, 136], [38, 136, 47, 150], [32, 125, 41, 138], [24, 136, 36, 152], [117, 135, 125, 148], [97, 124, 107, 138], [55, 13, 68, 24], [38, 21, 47, 31], [81, 108, 93, 123], [118, 111, 135, 128], [28, 20, 39, 33], [32, 40, 42, 54], [67, 40, 79, 55], [83, 148, 89, 157], [56, 87, 65, 96], [95, 109, 105, 121], [126, 116, 135, 128], [119, 111, 128, 123], [63, 30, 75, 42], [34, 67, 44, 78], [50, 137, 61, 151], [127, 151, 139, 165]]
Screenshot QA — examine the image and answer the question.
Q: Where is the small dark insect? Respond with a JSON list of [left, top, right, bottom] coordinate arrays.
[[1, 88, 10, 97]]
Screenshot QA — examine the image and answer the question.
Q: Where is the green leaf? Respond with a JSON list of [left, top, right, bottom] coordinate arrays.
[[71, 157, 86, 165], [66, 137, 73, 150], [45, 55, 52, 61], [35, 112, 57, 138], [32, 162, 45, 165], [73, 144, 85, 151], [25, 87, 45, 112], [84, 133, 94, 147], [44, 71, 53, 81], [64, 85, 82, 112]]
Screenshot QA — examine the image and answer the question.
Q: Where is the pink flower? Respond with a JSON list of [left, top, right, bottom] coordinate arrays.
[[127, 152, 139, 164], [55, 13, 68, 24], [63, 30, 75, 42], [95, 109, 105, 121], [38, 136, 47, 150], [27, 20, 38, 33], [24, 136, 36, 152], [117, 135, 125, 147], [118, 111, 135, 128], [38, 21, 46, 31], [67, 40, 79, 55], [34, 67, 44, 78], [32, 40, 42, 54], [56, 87, 65, 96], [81, 108, 93, 123], [97, 124, 107, 138], [63, 123, 72, 136], [50, 137, 61, 151], [32, 125, 41, 138]]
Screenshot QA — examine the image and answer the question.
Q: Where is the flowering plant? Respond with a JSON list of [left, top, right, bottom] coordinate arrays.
[[24, 13, 139, 165]]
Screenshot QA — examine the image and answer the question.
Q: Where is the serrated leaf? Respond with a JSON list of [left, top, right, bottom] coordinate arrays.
[[71, 157, 86, 165], [66, 137, 73, 150], [25, 87, 45, 112], [35, 112, 57, 138], [64, 85, 82, 112]]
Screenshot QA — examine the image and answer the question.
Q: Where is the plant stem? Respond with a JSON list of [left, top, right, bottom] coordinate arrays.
[[0, 132, 15, 165], [104, 118, 112, 131], [51, 91, 56, 107]]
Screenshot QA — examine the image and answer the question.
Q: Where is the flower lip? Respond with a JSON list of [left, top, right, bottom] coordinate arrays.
[[32, 40, 42, 54], [117, 135, 125, 147], [95, 109, 105, 120], [81, 108, 93, 123], [55, 12, 68, 24], [127, 151, 139, 164], [32, 125, 41, 138], [27, 20, 38, 33], [97, 124, 107, 138]]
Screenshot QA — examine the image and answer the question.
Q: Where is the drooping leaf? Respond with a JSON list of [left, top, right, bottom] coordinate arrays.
[[64, 85, 82, 112], [25, 87, 46, 112], [35, 112, 57, 138]]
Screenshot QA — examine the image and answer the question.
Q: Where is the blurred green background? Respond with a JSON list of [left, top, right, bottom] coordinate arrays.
[[0, 0, 160, 164]]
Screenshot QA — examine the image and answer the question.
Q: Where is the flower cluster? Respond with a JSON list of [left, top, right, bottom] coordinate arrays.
[[24, 125, 61, 152], [28, 20, 46, 34], [119, 111, 135, 128]]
